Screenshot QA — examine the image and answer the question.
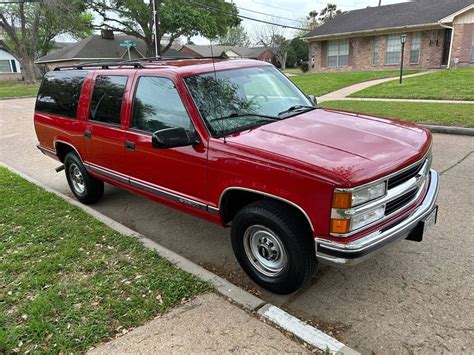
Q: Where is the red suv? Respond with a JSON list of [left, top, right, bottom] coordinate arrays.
[[34, 58, 439, 294]]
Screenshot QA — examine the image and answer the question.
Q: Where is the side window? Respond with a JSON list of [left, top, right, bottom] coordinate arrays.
[[35, 71, 87, 118], [90, 75, 128, 125], [132, 76, 192, 133]]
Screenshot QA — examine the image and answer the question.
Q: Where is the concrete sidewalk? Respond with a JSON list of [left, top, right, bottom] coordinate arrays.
[[88, 293, 309, 354]]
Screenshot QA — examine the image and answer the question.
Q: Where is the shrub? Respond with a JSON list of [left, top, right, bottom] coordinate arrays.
[[301, 61, 309, 73]]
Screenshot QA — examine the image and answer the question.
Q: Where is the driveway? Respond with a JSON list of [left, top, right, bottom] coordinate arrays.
[[1, 98, 473, 354]]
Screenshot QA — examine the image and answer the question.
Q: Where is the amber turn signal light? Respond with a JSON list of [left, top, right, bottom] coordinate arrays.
[[331, 218, 350, 234], [332, 192, 352, 209]]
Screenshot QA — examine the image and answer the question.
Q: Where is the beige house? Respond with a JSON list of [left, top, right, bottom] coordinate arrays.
[[303, 0, 474, 71]]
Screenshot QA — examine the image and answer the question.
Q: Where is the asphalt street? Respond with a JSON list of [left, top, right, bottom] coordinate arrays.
[[1, 98, 473, 354]]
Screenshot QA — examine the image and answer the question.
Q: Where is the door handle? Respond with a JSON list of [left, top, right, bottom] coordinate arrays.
[[84, 131, 92, 139], [125, 141, 135, 151]]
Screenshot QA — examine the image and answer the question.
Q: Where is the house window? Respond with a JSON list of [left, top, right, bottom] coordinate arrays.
[[410, 32, 422, 64], [372, 38, 379, 65], [385, 34, 402, 65], [0, 60, 12, 73], [328, 39, 349, 67]]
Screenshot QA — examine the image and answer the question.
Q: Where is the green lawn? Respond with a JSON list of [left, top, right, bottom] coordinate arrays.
[[290, 70, 419, 97], [0, 81, 39, 98], [350, 69, 474, 101], [0, 168, 211, 354], [321, 100, 474, 128]]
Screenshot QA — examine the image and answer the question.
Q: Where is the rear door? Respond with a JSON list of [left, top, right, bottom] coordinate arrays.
[[124, 74, 208, 201], [83, 73, 131, 180]]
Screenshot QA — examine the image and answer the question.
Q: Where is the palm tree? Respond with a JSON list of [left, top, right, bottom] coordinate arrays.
[[319, 3, 342, 23], [307, 10, 319, 30]]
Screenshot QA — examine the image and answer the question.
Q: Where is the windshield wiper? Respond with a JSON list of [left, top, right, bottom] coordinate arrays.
[[278, 105, 316, 117], [211, 112, 280, 123]]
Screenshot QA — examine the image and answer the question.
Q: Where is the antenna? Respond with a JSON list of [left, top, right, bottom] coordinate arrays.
[[209, 40, 226, 143], [209, 40, 218, 82]]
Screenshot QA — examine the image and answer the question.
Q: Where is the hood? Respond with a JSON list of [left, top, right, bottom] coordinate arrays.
[[225, 109, 431, 186]]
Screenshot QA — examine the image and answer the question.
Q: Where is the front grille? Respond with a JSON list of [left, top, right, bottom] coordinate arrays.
[[385, 188, 418, 215], [388, 160, 424, 189]]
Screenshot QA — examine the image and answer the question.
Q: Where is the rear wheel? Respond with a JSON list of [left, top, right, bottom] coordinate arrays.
[[231, 200, 317, 294], [64, 152, 104, 204]]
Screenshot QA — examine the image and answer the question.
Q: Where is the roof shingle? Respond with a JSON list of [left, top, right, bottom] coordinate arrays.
[[36, 34, 184, 63], [303, 0, 474, 38]]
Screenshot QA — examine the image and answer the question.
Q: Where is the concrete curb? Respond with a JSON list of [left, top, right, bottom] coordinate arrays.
[[0, 95, 36, 100], [258, 305, 359, 354], [423, 125, 474, 136], [0, 162, 359, 355]]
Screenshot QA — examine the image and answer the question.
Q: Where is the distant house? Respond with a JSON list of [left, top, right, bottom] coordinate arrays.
[[36, 29, 186, 71], [303, 0, 474, 71], [179, 44, 274, 63], [0, 40, 21, 81]]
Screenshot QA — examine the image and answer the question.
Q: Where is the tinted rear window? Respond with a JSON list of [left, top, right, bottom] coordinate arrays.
[[35, 71, 87, 118], [90, 75, 128, 125]]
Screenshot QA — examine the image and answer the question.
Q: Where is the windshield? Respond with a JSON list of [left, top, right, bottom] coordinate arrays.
[[184, 66, 313, 138]]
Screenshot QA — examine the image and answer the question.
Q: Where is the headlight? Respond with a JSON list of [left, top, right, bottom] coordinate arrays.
[[333, 181, 386, 209], [352, 182, 386, 206], [350, 205, 385, 230], [331, 181, 387, 235]]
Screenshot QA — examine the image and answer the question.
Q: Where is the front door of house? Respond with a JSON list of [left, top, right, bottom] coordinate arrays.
[[442, 29, 452, 66]]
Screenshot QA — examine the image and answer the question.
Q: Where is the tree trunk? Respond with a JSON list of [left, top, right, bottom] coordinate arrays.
[[20, 55, 37, 84]]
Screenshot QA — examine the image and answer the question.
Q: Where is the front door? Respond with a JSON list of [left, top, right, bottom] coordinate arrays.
[[442, 29, 452, 66], [124, 75, 208, 203], [84, 74, 129, 179]]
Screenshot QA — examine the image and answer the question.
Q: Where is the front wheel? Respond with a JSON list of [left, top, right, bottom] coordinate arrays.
[[231, 200, 317, 294], [64, 152, 104, 204]]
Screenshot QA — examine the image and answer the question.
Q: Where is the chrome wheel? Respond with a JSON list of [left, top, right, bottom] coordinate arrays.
[[243, 225, 288, 277], [69, 163, 85, 194]]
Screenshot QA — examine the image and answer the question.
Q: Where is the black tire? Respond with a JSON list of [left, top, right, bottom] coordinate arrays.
[[64, 152, 104, 204], [231, 200, 317, 294]]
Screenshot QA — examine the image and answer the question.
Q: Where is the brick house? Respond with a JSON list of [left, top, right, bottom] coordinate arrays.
[[303, 0, 474, 72], [179, 44, 274, 63]]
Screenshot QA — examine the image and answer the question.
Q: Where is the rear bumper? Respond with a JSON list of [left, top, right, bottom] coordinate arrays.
[[315, 169, 439, 266]]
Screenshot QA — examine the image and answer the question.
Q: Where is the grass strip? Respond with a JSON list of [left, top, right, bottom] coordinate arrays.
[[321, 100, 474, 128], [0, 167, 211, 353]]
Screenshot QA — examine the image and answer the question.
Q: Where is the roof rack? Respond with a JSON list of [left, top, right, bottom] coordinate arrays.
[[52, 55, 227, 71], [126, 54, 227, 63], [53, 61, 144, 71]]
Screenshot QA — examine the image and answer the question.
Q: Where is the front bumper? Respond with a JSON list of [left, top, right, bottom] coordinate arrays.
[[315, 169, 439, 266]]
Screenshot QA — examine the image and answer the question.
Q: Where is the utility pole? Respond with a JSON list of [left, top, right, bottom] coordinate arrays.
[[152, 0, 160, 57], [378, 0, 382, 6]]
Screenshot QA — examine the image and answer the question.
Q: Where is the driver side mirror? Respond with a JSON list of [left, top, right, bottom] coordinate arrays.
[[152, 127, 200, 149]]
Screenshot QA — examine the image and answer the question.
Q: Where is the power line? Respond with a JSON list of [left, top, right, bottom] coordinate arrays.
[[188, 0, 308, 31], [250, 0, 310, 15], [235, 5, 302, 24], [251, 0, 360, 12]]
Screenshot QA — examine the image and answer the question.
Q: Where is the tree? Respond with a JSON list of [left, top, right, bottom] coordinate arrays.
[[0, 0, 93, 84], [217, 24, 250, 47], [87, 0, 240, 57], [318, 3, 342, 23], [286, 38, 308, 67], [306, 10, 318, 30], [256, 24, 290, 70]]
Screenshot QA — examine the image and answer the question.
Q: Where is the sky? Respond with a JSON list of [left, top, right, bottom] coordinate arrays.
[[191, 0, 410, 44], [58, 0, 410, 44]]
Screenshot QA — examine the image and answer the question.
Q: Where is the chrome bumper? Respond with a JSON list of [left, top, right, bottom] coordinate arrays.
[[315, 169, 439, 266]]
